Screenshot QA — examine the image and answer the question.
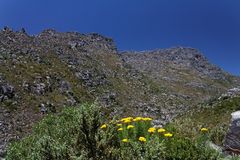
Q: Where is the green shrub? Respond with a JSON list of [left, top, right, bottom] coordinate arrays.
[[114, 118, 220, 160], [6, 104, 222, 160], [6, 103, 120, 160]]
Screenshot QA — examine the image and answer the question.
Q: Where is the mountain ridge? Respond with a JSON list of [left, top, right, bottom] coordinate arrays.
[[0, 27, 239, 156]]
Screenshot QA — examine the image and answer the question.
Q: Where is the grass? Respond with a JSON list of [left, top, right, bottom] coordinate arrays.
[[0, 52, 93, 111], [171, 96, 240, 146]]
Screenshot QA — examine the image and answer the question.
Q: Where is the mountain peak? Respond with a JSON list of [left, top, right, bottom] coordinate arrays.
[[121, 46, 231, 81]]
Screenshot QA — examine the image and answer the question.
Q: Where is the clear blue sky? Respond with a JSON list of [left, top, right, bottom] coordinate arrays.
[[0, 0, 240, 75]]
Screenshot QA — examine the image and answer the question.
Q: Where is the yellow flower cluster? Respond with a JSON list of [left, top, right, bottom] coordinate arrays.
[[139, 136, 147, 142], [200, 128, 208, 132], [118, 128, 123, 131], [164, 133, 173, 137], [121, 117, 133, 123], [117, 123, 122, 127], [120, 116, 153, 123], [148, 127, 156, 133], [101, 116, 176, 145], [127, 125, 134, 129], [100, 124, 107, 129], [148, 127, 173, 137], [157, 128, 166, 133], [133, 117, 143, 122]]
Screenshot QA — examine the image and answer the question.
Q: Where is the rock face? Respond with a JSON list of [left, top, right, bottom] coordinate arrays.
[[0, 27, 240, 157], [120, 48, 240, 103], [224, 111, 240, 155], [219, 87, 240, 100]]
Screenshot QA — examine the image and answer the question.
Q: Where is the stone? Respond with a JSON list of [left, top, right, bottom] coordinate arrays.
[[59, 80, 71, 93], [32, 83, 46, 95], [39, 103, 47, 114], [224, 111, 240, 155], [68, 41, 77, 49], [206, 141, 222, 153], [0, 84, 15, 102], [46, 102, 56, 113], [39, 102, 57, 114]]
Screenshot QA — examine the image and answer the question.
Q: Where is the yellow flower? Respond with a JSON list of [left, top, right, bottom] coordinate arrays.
[[127, 125, 134, 129], [100, 124, 107, 129], [118, 128, 123, 131], [164, 133, 173, 137], [200, 128, 208, 132], [116, 123, 122, 127], [122, 138, 128, 143], [139, 136, 147, 142], [157, 128, 166, 133], [133, 117, 143, 122], [121, 117, 133, 123], [121, 117, 133, 121], [148, 127, 156, 133], [123, 119, 131, 123], [142, 117, 153, 121]]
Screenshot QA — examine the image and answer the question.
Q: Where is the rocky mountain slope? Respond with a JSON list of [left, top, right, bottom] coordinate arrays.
[[120, 48, 240, 104], [0, 27, 239, 156]]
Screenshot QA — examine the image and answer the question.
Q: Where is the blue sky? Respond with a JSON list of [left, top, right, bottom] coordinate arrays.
[[0, 0, 240, 75]]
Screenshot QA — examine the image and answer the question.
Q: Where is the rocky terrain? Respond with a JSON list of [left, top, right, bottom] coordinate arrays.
[[0, 27, 240, 157], [120, 48, 240, 103]]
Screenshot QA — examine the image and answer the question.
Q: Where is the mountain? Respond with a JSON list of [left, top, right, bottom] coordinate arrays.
[[0, 27, 239, 156], [120, 48, 240, 104]]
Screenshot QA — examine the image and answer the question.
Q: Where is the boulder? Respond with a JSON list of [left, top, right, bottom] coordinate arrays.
[[32, 83, 46, 95], [0, 84, 15, 102], [59, 80, 71, 93], [224, 111, 240, 155]]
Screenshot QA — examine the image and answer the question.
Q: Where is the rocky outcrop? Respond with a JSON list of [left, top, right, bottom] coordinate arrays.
[[120, 48, 240, 103], [218, 87, 240, 100], [121, 47, 226, 79]]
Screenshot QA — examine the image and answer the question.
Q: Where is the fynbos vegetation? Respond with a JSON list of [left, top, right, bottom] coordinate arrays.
[[6, 104, 222, 160]]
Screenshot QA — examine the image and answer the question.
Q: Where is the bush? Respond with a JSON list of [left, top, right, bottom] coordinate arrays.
[[111, 117, 220, 160], [6, 103, 120, 160], [6, 104, 222, 160]]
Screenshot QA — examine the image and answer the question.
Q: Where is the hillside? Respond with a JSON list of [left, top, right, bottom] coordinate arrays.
[[0, 27, 239, 156], [171, 87, 240, 149], [121, 48, 240, 104]]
